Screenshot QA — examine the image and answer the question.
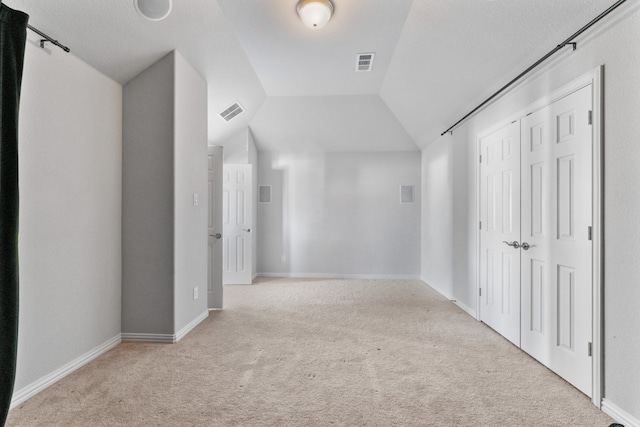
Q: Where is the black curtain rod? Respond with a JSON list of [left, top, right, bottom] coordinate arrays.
[[27, 24, 70, 53], [441, 0, 627, 137]]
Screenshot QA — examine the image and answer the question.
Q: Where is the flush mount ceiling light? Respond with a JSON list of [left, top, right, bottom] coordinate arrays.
[[134, 0, 172, 21], [296, 0, 334, 30]]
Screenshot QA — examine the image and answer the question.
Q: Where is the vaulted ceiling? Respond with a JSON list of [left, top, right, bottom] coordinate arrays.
[[6, 0, 618, 151]]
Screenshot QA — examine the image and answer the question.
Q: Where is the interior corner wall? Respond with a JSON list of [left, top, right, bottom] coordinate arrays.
[[419, 4, 640, 421], [15, 40, 122, 392], [122, 52, 175, 335], [123, 51, 208, 337], [258, 151, 421, 278], [173, 52, 209, 332]]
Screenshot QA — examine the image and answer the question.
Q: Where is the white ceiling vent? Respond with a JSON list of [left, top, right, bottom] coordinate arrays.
[[219, 101, 245, 122], [356, 53, 375, 72]]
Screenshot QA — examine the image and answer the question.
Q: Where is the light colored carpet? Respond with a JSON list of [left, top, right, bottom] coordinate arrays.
[[7, 277, 613, 426]]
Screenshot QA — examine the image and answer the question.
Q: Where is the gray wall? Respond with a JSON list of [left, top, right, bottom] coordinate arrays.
[[122, 53, 175, 335], [15, 38, 122, 391], [420, 3, 640, 421], [258, 151, 421, 278], [173, 52, 209, 332], [122, 51, 208, 336]]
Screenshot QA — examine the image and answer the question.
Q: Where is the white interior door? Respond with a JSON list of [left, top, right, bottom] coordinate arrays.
[[520, 85, 593, 396], [207, 146, 223, 309], [479, 121, 521, 346], [223, 165, 253, 285]]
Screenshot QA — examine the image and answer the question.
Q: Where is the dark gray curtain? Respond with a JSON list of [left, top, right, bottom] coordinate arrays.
[[0, 3, 28, 425]]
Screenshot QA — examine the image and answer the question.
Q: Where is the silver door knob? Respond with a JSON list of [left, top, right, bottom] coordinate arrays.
[[502, 240, 520, 249], [520, 242, 530, 250], [209, 233, 222, 239], [242, 228, 251, 233]]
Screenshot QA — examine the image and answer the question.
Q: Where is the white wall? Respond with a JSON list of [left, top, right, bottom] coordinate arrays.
[[258, 151, 421, 278], [420, 3, 640, 422], [15, 40, 122, 392], [420, 131, 476, 314], [420, 142, 453, 299]]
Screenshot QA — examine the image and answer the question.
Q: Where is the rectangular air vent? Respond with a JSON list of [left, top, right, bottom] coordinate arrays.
[[400, 185, 414, 204], [259, 185, 272, 204], [356, 53, 375, 72], [219, 101, 244, 122]]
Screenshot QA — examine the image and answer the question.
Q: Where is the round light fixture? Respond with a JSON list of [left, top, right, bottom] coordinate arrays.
[[134, 0, 172, 21], [296, 0, 334, 30]]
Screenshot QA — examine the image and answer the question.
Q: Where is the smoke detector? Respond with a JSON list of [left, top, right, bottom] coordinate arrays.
[[134, 0, 172, 21]]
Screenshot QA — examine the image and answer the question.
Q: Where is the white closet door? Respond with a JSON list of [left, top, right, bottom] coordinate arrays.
[[479, 121, 522, 346], [520, 85, 593, 396], [222, 165, 253, 285]]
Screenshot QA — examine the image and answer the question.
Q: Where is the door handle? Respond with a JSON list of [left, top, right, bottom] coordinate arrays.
[[242, 228, 251, 233], [520, 242, 530, 250], [502, 241, 521, 249], [209, 233, 222, 239]]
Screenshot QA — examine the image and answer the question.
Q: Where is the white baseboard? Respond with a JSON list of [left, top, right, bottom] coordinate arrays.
[[122, 310, 209, 343], [602, 399, 640, 427], [175, 310, 209, 342], [121, 332, 175, 343], [10, 334, 121, 409], [257, 272, 421, 280], [451, 299, 476, 318], [419, 276, 477, 318]]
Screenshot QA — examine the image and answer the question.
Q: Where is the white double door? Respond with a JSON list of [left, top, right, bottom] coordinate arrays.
[[480, 85, 593, 396]]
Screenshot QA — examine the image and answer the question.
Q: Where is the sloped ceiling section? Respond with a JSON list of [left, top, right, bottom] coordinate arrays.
[[6, 0, 267, 144], [5, 0, 624, 151], [381, 0, 619, 148]]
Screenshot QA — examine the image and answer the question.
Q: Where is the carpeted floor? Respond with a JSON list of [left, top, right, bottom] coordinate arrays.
[[7, 277, 614, 426]]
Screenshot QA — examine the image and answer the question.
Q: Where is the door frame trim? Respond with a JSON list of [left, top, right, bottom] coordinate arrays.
[[475, 66, 604, 407]]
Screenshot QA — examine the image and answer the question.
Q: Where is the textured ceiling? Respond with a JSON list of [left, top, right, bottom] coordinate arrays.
[[216, 0, 413, 97], [4, 0, 625, 152]]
